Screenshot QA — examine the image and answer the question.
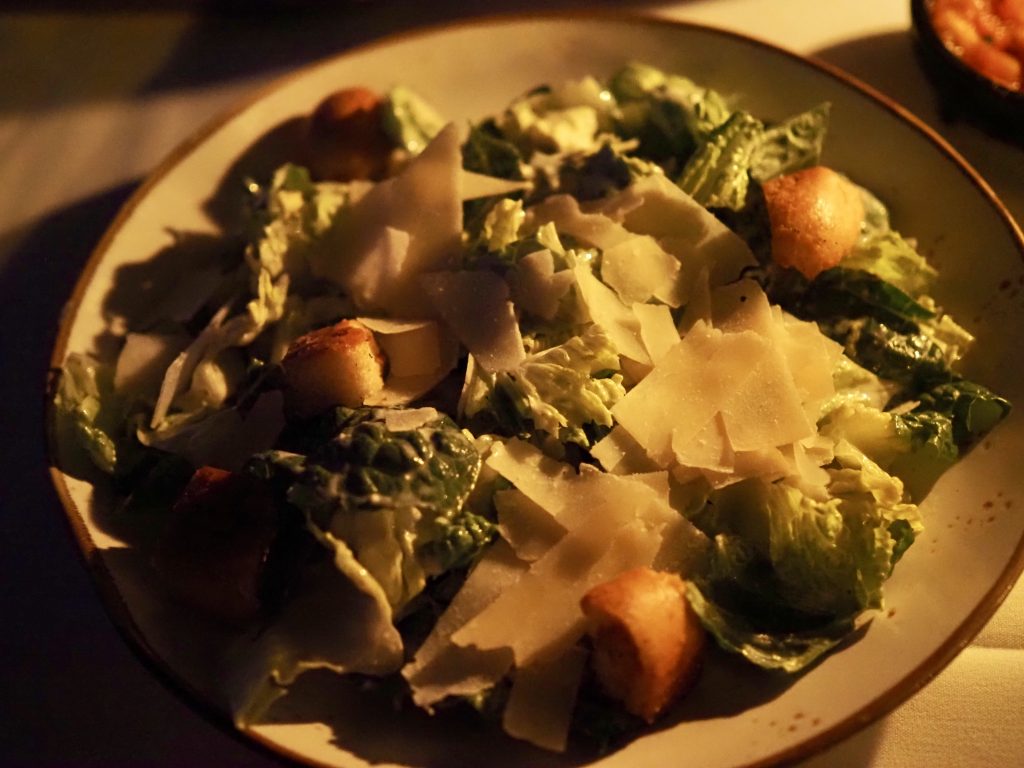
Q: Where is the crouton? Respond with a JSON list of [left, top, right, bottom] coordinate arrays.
[[153, 466, 277, 623], [305, 87, 392, 181], [580, 567, 706, 723], [282, 319, 386, 418], [761, 166, 864, 280]]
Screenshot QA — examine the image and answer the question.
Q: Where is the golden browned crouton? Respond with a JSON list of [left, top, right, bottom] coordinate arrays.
[[580, 567, 706, 723], [761, 166, 864, 280], [305, 87, 392, 181], [282, 319, 386, 418]]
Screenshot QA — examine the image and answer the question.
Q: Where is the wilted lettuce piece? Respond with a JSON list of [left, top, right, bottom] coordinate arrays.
[[677, 111, 765, 210], [608, 62, 670, 102], [610, 62, 732, 162], [556, 143, 636, 202], [463, 122, 526, 181], [382, 85, 446, 154], [245, 163, 350, 281], [796, 267, 936, 330], [270, 407, 487, 611], [54, 353, 141, 476], [749, 103, 830, 181], [821, 355, 900, 415], [462, 324, 625, 448], [685, 444, 920, 671], [227, 521, 405, 727], [820, 402, 958, 502], [822, 317, 954, 389], [842, 231, 938, 298], [913, 380, 1012, 448], [674, 100, 829, 212]]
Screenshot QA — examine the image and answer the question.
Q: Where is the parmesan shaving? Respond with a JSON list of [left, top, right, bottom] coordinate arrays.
[[573, 266, 649, 364], [613, 281, 841, 486], [313, 123, 463, 317], [421, 270, 525, 372], [451, 517, 663, 666], [501, 645, 588, 753], [507, 249, 574, 320], [402, 541, 523, 709], [357, 316, 459, 406]]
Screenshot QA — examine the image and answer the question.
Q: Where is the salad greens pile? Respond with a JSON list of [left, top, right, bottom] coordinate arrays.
[[54, 61, 1010, 752]]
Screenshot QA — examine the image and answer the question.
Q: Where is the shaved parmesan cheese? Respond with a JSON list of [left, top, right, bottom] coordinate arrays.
[[602, 237, 684, 306], [313, 123, 463, 317], [421, 270, 525, 372], [613, 281, 840, 486], [591, 425, 663, 475], [356, 317, 444, 377], [507, 249, 574, 320], [460, 170, 531, 200], [612, 321, 741, 466], [459, 441, 680, 666], [382, 407, 438, 432], [529, 194, 629, 250], [593, 174, 756, 303], [485, 439, 577, 519], [671, 412, 733, 473], [719, 341, 814, 451], [633, 302, 680, 366], [528, 194, 683, 306], [573, 266, 649, 364], [343, 227, 411, 313], [357, 316, 459, 406], [452, 517, 663, 666], [495, 489, 567, 562], [502, 645, 588, 753], [402, 540, 523, 709]]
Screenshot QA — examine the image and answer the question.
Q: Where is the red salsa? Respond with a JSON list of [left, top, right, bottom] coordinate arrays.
[[930, 0, 1024, 90]]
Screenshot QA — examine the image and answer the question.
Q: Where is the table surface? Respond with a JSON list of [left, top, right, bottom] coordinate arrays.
[[2, 2, 1022, 766]]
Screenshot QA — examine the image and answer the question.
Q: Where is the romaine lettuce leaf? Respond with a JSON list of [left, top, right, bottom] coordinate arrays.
[[461, 324, 625, 448], [257, 407, 487, 612], [382, 85, 445, 155], [53, 353, 144, 476], [749, 103, 830, 181], [677, 103, 828, 211], [686, 442, 921, 671], [841, 231, 938, 298]]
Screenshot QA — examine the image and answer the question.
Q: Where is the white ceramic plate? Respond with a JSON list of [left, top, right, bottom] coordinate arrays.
[[48, 13, 1024, 768]]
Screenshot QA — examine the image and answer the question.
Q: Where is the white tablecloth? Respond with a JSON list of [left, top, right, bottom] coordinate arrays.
[[2, 2, 1021, 766]]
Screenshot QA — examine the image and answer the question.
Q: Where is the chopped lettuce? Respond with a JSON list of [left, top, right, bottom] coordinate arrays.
[[461, 324, 625, 448], [677, 111, 765, 210], [677, 104, 828, 211], [687, 442, 921, 671], [245, 163, 350, 282], [912, 379, 1012, 449], [820, 402, 958, 502], [53, 353, 138, 475], [250, 407, 487, 612], [841, 231, 938, 298], [382, 85, 446, 155], [749, 102, 830, 181], [609, 62, 731, 161]]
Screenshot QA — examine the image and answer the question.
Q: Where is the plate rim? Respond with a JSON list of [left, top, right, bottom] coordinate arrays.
[[44, 9, 1024, 768]]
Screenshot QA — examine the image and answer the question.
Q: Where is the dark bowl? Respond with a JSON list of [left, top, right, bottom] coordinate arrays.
[[910, 0, 1024, 142]]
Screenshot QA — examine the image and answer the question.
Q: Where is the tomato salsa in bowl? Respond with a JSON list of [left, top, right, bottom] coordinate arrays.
[[912, 0, 1024, 138]]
